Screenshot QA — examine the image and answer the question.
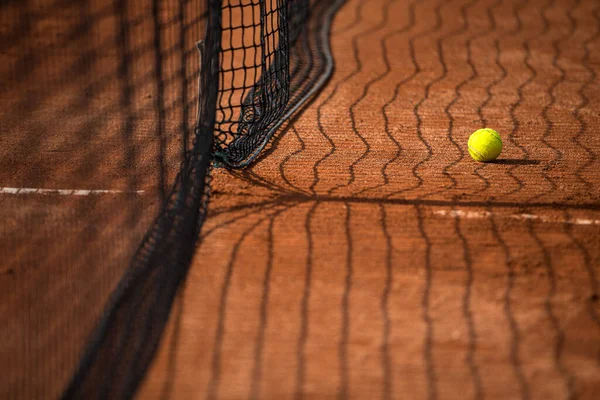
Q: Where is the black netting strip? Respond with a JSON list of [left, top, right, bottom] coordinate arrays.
[[214, 0, 346, 168], [60, 1, 221, 398]]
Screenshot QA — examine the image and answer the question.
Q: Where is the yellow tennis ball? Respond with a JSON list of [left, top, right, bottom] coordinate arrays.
[[468, 128, 502, 162]]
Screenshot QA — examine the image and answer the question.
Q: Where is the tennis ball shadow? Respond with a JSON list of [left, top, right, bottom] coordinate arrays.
[[489, 159, 541, 165]]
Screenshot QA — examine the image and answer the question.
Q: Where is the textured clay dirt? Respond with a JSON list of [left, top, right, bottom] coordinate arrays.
[[2, 0, 600, 399], [138, 0, 600, 399]]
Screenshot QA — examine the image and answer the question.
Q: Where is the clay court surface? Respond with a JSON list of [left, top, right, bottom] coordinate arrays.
[[2, 0, 600, 399]]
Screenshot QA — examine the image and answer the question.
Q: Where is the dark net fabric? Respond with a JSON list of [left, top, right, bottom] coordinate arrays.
[[0, 0, 213, 398], [60, 1, 221, 397], [214, 0, 344, 167], [0, 0, 341, 399]]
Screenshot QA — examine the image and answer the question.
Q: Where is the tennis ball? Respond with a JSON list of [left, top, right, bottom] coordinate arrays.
[[468, 128, 502, 162]]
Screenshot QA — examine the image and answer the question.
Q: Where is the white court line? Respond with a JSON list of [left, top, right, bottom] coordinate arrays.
[[434, 209, 600, 226], [0, 187, 145, 196]]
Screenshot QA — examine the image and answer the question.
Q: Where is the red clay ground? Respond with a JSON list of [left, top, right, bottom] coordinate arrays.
[[139, 0, 600, 399], [2, 0, 600, 399]]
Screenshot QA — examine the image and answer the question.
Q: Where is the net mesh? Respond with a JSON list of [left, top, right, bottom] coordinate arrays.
[[1, 0, 213, 398], [1, 0, 342, 398], [214, 0, 342, 167]]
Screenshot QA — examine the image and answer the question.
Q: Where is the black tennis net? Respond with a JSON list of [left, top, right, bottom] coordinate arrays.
[[214, 0, 345, 167], [0, 0, 344, 398]]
